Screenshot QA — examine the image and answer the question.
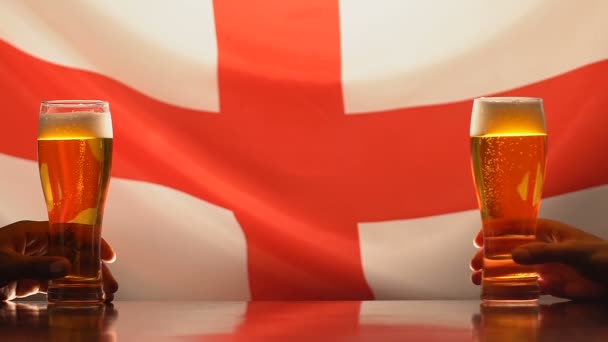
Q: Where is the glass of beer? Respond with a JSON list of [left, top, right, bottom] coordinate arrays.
[[470, 97, 547, 302], [38, 100, 113, 304]]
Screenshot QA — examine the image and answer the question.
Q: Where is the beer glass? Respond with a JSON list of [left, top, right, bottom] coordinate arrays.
[[470, 97, 547, 302], [38, 100, 113, 303]]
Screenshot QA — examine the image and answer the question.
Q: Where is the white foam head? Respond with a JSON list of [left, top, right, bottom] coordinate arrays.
[[38, 111, 113, 140], [470, 97, 546, 136]]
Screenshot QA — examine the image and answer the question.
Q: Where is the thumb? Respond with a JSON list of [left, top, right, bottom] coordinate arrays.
[[0, 253, 70, 282], [512, 242, 593, 266]]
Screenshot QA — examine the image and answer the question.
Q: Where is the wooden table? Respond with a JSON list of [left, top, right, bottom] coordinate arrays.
[[1, 299, 606, 341]]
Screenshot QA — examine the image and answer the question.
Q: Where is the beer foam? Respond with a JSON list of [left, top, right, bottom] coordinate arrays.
[[470, 98, 546, 136], [38, 111, 113, 139]]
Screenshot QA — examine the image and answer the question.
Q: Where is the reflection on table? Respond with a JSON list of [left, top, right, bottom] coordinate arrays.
[[0, 302, 116, 341], [473, 301, 608, 342], [0, 299, 606, 341]]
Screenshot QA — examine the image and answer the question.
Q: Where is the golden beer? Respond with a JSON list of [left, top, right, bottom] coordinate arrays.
[[470, 97, 547, 302], [38, 101, 113, 303]]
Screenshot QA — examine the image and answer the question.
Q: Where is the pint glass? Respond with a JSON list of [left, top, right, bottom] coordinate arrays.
[[38, 100, 113, 303], [470, 97, 547, 302]]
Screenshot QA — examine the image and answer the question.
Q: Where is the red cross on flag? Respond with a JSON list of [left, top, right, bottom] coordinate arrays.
[[1, 0, 606, 300]]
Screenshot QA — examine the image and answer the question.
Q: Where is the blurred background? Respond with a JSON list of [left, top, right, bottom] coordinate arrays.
[[0, 0, 606, 300]]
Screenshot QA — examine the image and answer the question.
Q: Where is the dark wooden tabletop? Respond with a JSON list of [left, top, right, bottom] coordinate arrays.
[[0, 299, 606, 341]]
